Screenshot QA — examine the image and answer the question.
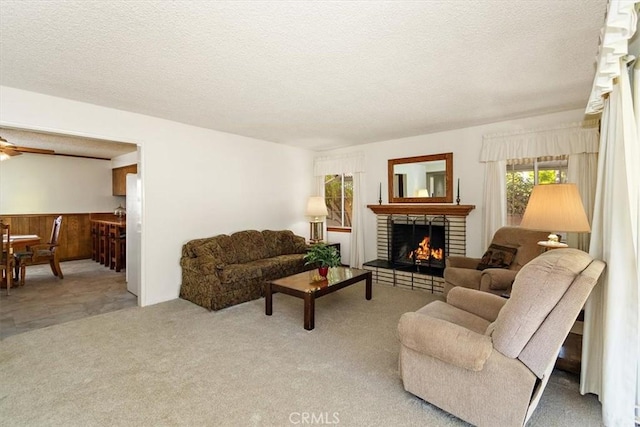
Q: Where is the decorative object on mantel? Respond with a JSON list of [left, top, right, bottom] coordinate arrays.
[[456, 178, 460, 205], [113, 205, 126, 217], [304, 243, 340, 278], [378, 182, 382, 205], [520, 183, 591, 249], [305, 196, 329, 243], [367, 204, 475, 217]]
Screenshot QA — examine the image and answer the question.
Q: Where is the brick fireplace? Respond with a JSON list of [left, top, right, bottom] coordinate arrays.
[[364, 204, 475, 294]]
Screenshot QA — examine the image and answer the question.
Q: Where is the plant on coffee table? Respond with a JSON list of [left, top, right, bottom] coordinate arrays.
[[304, 243, 340, 278]]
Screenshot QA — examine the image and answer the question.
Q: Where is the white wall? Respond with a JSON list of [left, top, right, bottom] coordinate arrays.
[[0, 154, 119, 213], [0, 86, 315, 306], [325, 108, 590, 264]]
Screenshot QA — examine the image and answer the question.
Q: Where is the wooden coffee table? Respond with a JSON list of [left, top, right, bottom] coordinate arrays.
[[265, 267, 372, 330]]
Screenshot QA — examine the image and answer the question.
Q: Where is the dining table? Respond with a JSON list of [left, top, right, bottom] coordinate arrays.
[[7, 234, 42, 252], [1, 234, 41, 287]]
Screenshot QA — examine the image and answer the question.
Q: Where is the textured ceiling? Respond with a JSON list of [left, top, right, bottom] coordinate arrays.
[[0, 1, 606, 152], [0, 127, 136, 160]]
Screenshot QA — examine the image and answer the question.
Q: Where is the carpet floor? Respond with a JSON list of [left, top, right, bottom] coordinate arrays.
[[0, 282, 602, 426]]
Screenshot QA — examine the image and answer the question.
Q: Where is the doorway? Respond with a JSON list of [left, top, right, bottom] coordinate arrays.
[[0, 127, 143, 335]]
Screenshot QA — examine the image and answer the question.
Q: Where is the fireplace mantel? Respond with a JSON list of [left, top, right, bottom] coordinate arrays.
[[367, 204, 475, 217]]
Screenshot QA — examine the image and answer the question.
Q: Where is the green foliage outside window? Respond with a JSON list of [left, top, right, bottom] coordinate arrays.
[[325, 174, 353, 228], [507, 171, 534, 218], [506, 159, 567, 225]]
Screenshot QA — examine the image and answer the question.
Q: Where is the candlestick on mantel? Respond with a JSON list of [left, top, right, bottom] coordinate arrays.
[[378, 182, 382, 205], [456, 178, 461, 205]]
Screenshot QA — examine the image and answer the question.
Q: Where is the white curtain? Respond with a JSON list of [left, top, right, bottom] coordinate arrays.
[[581, 1, 640, 424], [481, 161, 506, 249], [581, 57, 640, 427], [350, 172, 365, 268], [480, 121, 599, 248], [313, 153, 366, 268], [567, 153, 599, 251]]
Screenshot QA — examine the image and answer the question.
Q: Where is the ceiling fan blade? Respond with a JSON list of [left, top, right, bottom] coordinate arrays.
[[0, 147, 22, 156], [14, 146, 55, 155], [0, 136, 55, 156]]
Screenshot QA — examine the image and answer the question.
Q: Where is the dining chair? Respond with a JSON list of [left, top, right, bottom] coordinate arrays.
[[99, 222, 109, 266], [91, 221, 99, 262], [1, 221, 16, 295], [15, 215, 64, 287], [108, 224, 126, 272]]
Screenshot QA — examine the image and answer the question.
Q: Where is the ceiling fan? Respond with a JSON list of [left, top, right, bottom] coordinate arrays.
[[0, 135, 55, 159]]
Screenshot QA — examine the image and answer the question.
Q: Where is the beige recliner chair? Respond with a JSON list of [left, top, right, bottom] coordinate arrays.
[[398, 248, 605, 427], [443, 226, 548, 296]]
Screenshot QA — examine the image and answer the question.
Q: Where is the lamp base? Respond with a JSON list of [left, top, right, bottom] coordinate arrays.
[[309, 221, 324, 244]]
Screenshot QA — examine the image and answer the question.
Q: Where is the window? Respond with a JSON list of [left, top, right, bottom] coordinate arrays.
[[325, 173, 353, 230], [506, 156, 568, 226]]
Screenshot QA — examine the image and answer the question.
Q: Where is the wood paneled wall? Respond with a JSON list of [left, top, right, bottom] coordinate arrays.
[[0, 213, 99, 261]]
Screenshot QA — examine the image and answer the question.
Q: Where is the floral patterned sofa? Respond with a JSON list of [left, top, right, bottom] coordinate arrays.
[[180, 230, 311, 310]]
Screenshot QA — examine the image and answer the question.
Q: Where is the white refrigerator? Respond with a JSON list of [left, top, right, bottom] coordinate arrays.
[[126, 173, 141, 298]]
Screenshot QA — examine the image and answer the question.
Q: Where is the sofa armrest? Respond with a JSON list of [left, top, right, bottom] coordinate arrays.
[[443, 266, 482, 291], [446, 256, 482, 269], [446, 287, 507, 322], [180, 255, 224, 276], [397, 312, 493, 371], [479, 268, 518, 292], [180, 255, 226, 310]]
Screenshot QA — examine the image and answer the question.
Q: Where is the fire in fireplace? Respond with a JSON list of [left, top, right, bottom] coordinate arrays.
[[409, 236, 444, 263], [389, 219, 447, 270]]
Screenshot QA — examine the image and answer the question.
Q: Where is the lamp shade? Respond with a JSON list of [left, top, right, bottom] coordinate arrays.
[[305, 196, 328, 219], [520, 184, 591, 233]]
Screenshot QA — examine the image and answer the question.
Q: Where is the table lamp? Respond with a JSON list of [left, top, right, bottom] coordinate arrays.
[[520, 183, 591, 248], [306, 196, 328, 244]]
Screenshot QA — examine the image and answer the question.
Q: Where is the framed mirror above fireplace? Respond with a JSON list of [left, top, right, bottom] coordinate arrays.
[[388, 153, 453, 203]]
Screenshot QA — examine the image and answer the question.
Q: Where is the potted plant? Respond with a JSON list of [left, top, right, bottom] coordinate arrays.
[[304, 243, 341, 278]]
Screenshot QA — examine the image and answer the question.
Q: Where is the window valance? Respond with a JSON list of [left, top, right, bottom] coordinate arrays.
[[314, 152, 365, 176], [480, 120, 599, 162], [585, 0, 640, 114]]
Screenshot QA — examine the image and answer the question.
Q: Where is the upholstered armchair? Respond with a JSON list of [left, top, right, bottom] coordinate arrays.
[[398, 249, 605, 427], [443, 226, 548, 296]]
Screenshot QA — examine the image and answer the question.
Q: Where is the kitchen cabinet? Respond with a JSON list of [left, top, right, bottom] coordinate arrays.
[[112, 164, 137, 196]]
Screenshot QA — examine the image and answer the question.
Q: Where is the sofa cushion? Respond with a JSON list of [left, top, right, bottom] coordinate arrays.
[[190, 235, 238, 265], [262, 230, 306, 257], [218, 263, 263, 286], [444, 267, 482, 290], [229, 230, 268, 263], [251, 254, 305, 279], [477, 244, 518, 271]]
